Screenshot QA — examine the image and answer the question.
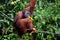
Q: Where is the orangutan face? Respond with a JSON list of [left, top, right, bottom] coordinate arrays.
[[24, 11, 31, 17]]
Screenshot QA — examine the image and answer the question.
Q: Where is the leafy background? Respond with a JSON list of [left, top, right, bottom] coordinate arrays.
[[0, 0, 60, 40]]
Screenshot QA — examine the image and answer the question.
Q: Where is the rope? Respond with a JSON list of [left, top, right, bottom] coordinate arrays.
[[36, 30, 60, 35]]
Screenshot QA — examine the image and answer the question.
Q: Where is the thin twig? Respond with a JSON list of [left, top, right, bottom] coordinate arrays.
[[0, 11, 13, 22]]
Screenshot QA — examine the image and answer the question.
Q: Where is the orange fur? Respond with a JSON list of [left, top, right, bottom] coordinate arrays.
[[13, 0, 36, 37]]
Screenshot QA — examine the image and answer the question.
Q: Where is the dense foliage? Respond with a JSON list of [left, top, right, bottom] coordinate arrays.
[[0, 0, 60, 40]]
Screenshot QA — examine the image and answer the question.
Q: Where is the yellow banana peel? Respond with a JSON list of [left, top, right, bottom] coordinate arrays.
[[28, 16, 33, 21]]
